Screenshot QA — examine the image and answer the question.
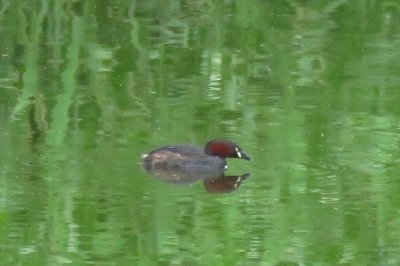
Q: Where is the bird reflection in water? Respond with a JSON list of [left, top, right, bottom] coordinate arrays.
[[142, 162, 250, 193]]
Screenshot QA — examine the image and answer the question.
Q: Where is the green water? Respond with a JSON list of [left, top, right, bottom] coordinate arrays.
[[1, 1, 400, 265]]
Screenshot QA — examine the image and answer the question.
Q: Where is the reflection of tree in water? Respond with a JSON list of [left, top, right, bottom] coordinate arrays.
[[28, 96, 48, 149]]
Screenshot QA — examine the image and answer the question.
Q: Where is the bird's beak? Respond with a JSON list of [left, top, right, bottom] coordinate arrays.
[[237, 150, 251, 161]]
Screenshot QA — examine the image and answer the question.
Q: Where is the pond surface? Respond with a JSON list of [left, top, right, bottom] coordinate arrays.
[[1, 1, 400, 265]]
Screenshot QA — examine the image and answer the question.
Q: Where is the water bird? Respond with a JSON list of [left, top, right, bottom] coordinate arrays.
[[141, 139, 251, 172]]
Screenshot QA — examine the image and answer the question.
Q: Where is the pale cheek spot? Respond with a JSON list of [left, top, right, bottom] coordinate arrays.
[[235, 147, 242, 158]]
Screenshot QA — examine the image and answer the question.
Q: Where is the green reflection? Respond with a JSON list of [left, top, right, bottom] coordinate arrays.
[[1, 0, 400, 265]]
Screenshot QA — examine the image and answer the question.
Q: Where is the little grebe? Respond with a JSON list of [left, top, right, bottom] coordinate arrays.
[[142, 139, 251, 171]]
